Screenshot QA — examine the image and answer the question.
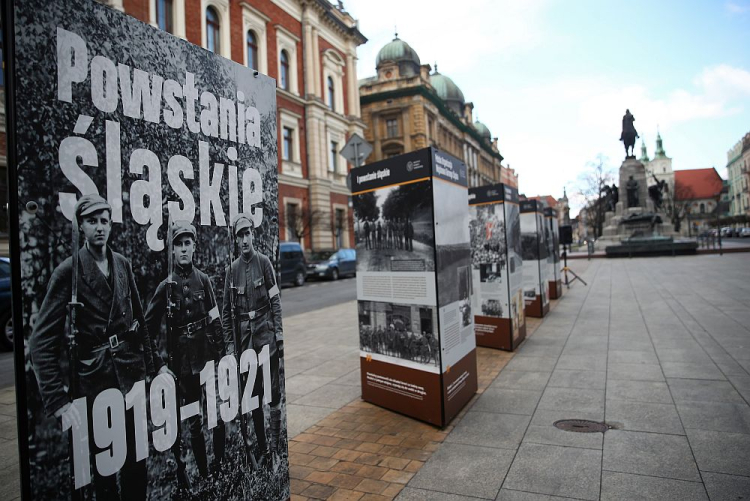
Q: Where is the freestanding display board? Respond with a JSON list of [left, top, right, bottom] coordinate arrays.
[[4, 1, 290, 499], [468, 184, 526, 351], [353, 147, 477, 427], [520, 200, 550, 318], [545, 208, 562, 299]]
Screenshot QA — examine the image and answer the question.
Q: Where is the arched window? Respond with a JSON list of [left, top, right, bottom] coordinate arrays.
[[700, 203, 705, 214], [327, 76, 335, 110], [246, 30, 258, 69], [280, 50, 290, 90], [206, 7, 220, 54], [156, 0, 173, 33]]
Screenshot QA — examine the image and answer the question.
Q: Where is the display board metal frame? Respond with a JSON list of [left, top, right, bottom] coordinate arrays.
[[468, 183, 526, 351], [4, 1, 291, 498], [544, 208, 563, 299], [520, 200, 550, 318], [352, 147, 477, 427]]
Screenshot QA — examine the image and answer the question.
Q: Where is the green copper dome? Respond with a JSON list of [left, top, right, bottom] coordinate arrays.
[[474, 120, 491, 140], [376, 36, 421, 68], [430, 72, 465, 105]]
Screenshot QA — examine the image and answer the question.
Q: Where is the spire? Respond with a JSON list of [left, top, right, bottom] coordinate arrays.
[[640, 138, 649, 162], [434, 61, 438, 73], [655, 128, 666, 158], [394, 25, 398, 39]]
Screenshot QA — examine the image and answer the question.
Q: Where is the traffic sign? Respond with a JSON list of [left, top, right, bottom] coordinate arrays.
[[339, 133, 372, 168]]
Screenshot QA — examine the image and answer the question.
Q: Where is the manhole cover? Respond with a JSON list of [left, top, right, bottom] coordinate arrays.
[[553, 419, 609, 433]]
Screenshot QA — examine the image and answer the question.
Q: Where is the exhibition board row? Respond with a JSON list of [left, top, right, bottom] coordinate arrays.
[[353, 147, 565, 428]]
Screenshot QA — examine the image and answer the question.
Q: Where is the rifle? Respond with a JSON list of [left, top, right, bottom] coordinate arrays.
[[166, 216, 192, 491], [66, 218, 83, 501], [227, 221, 258, 471]]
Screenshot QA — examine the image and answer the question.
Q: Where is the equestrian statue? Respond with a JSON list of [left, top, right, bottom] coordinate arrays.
[[620, 109, 639, 158]]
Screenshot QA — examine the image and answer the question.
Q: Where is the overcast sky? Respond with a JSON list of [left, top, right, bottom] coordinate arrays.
[[345, 0, 750, 214]]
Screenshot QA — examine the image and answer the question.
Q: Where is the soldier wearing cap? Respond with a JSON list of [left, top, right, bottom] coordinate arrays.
[[30, 194, 166, 501], [222, 213, 283, 469], [144, 220, 228, 483]]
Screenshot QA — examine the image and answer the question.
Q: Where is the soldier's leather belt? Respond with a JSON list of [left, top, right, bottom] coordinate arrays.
[[239, 302, 270, 321], [79, 330, 137, 355], [176, 316, 210, 336]]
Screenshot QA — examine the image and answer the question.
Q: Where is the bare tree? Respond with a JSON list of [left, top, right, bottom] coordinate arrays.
[[577, 155, 615, 238], [664, 182, 695, 235], [285, 204, 327, 246]]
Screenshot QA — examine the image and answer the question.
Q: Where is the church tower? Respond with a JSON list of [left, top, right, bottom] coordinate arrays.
[[644, 129, 674, 189]]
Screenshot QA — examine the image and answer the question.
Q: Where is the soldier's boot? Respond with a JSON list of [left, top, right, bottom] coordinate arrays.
[[191, 434, 209, 478], [210, 423, 226, 475], [269, 408, 282, 472], [171, 440, 193, 491], [252, 409, 270, 468]]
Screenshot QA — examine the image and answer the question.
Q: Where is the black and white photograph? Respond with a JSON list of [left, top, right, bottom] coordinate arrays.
[[481, 298, 504, 317], [353, 181, 435, 273], [358, 301, 440, 368], [470, 204, 506, 273], [7, 1, 290, 499], [433, 180, 471, 309]]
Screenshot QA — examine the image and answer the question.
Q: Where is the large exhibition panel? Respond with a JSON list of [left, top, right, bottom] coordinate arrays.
[[545, 208, 563, 299], [5, 1, 290, 498], [353, 147, 477, 427], [468, 184, 526, 351], [520, 200, 550, 318]]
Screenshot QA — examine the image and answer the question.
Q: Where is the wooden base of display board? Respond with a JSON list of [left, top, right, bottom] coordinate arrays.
[[549, 279, 563, 299], [474, 316, 527, 351], [525, 296, 550, 318]]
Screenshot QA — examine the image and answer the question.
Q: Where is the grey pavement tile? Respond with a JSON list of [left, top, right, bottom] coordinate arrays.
[[446, 412, 530, 450], [547, 369, 606, 390], [496, 489, 572, 500], [702, 471, 750, 501], [302, 356, 359, 378], [606, 400, 684, 435], [503, 443, 601, 500], [293, 383, 361, 409], [600, 471, 707, 501], [607, 350, 659, 365], [0, 463, 20, 501], [492, 371, 551, 391], [668, 378, 746, 404], [523, 423, 603, 450], [472, 388, 543, 416], [687, 429, 750, 476], [603, 430, 701, 482], [514, 345, 564, 359], [654, 349, 713, 364], [332, 368, 361, 386], [0, 440, 19, 470], [530, 408, 604, 427], [605, 380, 673, 404], [607, 363, 665, 382], [283, 374, 336, 395], [711, 356, 749, 376], [286, 404, 336, 439], [661, 362, 726, 380], [398, 487, 485, 500], [504, 357, 559, 373], [409, 443, 514, 499], [537, 387, 605, 417], [608, 338, 655, 352], [555, 355, 607, 372], [677, 401, 750, 434]]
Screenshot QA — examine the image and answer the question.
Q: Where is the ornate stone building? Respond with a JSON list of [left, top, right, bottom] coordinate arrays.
[[102, 0, 366, 250], [358, 35, 517, 188], [641, 132, 674, 191], [726, 132, 750, 217]]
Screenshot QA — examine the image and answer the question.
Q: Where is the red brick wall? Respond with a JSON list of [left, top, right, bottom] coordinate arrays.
[[185, 0, 202, 46], [279, 184, 311, 249], [318, 37, 348, 116], [123, 0, 149, 23]]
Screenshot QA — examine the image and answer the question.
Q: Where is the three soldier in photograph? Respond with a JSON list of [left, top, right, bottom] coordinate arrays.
[[29, 194, 284, 499]]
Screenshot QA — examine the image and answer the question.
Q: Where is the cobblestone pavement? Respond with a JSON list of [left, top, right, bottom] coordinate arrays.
[[4, 254, 750, 500]]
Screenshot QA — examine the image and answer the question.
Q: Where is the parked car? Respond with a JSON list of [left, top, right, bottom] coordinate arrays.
[[0, 258, 12, 350], [306, 249, 356, 280], [278, 242, 307, 287], [740, 227, 750, 238]]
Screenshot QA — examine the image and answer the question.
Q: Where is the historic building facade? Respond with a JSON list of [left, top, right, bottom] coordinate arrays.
[[358, 36, 517, 188], [641, 132, 675, 192], [103, 0, 366, 250], [674, 168, 724, 236], [726, 132, 750, 217]]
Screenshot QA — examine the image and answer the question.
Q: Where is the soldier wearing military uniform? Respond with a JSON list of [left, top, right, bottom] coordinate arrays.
[[30, 194, 166, 501], [222, 214, 283, 468], [145, 221, 228, 483]]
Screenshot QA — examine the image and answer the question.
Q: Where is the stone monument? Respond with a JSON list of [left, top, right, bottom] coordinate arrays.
[[602, 110, 697, 256]]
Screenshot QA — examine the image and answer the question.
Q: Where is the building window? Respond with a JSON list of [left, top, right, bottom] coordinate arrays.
[[206, 7, 220, 53], [280, 50, 290, 90], [327, 76, 335, 110], [286, 202, 300, 242], [386, 119, 398, 138], [156, 0, 173, 32], [330, 141, 338, 172], [283, 127, 293, 161], [335, 208, 346, 249], [700, 203, 705, 214], [246, 30, 258, 69]]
